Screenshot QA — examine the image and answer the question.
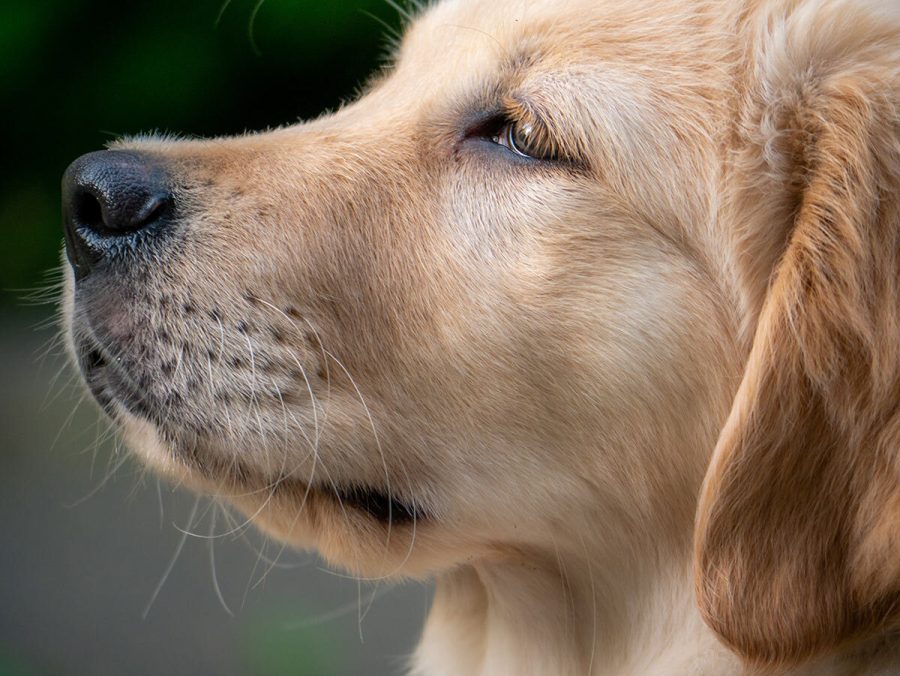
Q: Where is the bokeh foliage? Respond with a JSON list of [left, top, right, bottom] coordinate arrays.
[[0, 0, 404, 309]]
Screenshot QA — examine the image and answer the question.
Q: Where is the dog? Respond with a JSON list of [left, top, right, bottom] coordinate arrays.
[[61, 0, 899, 673]]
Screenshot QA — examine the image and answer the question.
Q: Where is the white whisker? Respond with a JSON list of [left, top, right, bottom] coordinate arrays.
[[143, 496, 201, 619], [65, 449, 131, 508], [209, 509, 235, 616]]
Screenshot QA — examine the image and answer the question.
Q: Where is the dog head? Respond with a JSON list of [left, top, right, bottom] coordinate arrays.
[[61, 0, 899, 668]]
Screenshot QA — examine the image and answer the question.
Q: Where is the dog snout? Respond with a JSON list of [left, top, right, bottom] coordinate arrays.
[[62, 150, 174, 278]]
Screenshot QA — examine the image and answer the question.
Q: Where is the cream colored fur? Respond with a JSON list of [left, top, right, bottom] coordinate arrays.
[[63, 0, 900, 673]]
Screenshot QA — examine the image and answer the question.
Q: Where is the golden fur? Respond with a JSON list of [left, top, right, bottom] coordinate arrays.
[[63, 0, 899, 673]]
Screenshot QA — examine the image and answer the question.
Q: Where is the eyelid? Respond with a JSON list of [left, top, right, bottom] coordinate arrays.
[[459, 96, 577, 166], [460, 96, 541, 135], [500, 98, 564, 159]]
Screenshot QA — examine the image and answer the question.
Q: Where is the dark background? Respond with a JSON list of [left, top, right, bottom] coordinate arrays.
[[1, 1, 431, 674]]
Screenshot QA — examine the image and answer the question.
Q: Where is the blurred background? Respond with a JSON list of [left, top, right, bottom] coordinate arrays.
[[0, 1, 432, 674]]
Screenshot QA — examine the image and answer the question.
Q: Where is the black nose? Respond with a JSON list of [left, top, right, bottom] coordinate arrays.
[[62, 150, 173, 279]]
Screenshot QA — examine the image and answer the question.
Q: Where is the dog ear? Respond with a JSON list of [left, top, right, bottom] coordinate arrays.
[[694, 5, 900, 668]]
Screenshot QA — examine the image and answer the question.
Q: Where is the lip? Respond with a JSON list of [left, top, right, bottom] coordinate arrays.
[[76, 336, 160, 424], [73, 330, 426, 527], [264, 477, 424, 526], [78, 343, 118, 414], [331, 484, 420, 524]]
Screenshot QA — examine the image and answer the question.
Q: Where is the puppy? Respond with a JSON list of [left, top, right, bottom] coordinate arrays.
[[61, 0, 900, 673]]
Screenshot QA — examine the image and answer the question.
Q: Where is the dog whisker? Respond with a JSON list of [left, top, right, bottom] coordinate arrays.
[[156, 478, 165, 529], [323, 350, 395, 538], [65, 440, 130, 509], [142, 495, 201, 620], [208, 509, 235, 617], [248, 296, 323, 448], [49, 391, 88, 453], [282, 584, 395, 631]]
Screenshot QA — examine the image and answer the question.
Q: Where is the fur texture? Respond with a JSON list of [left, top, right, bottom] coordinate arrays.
[[63, 0, 899, 673]]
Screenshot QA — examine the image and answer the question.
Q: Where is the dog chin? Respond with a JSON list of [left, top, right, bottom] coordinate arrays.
[[116, 413, 196, 485], [113, 407, 442, 578]]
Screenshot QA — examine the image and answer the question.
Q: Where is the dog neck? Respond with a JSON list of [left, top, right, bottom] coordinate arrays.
[[411, 532, 737, 676], [410, 532, 900, 675]]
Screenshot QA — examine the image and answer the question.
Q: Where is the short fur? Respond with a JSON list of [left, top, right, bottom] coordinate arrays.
[[63, 0, 900, 674]]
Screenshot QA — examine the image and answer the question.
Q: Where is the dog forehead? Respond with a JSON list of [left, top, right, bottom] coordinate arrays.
[[379, 0, 725, 120], [397, 0, 713, 75], [390, 0, 593, 96]]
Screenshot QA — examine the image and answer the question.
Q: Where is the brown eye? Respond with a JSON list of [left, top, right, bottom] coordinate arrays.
[[494, 121, 553, 160]]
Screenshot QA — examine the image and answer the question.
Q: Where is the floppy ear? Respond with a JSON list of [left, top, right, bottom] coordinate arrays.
[[695, 4, 900, 668]]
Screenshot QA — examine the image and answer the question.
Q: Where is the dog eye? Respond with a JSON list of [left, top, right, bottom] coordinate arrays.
[[493, 121, 555, 160]]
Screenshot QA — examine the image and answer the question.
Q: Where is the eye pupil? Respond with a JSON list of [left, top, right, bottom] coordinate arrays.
[[486, 117, 557, 161], [507, 122, 535, 157]]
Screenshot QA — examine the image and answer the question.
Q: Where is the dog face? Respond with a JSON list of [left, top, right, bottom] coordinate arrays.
[[64, 0, 734, 574], [62, 0, 900, 668]]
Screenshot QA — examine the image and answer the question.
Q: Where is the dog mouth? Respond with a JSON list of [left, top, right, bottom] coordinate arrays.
[[75, 336, 423, 526], [79, 345, 115, 410], [77, 339, 161, 424], [330, 485, 419, 524]]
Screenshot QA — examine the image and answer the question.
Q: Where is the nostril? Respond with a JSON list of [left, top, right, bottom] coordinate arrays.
[[72, 187, 104, 233], [62, 150, 175, 278], [71, 185, 172, 236], [135, 194, 173, 230]]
